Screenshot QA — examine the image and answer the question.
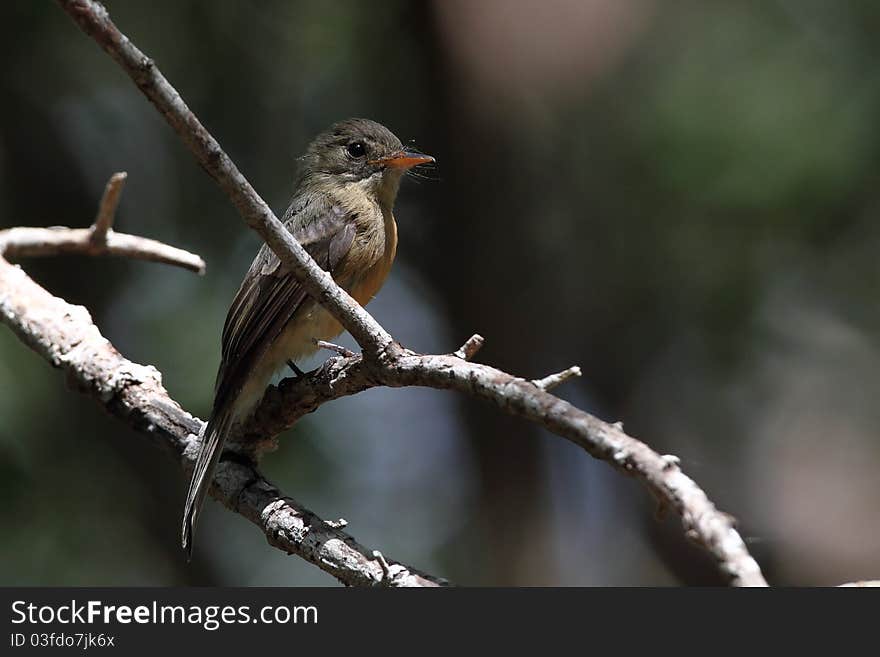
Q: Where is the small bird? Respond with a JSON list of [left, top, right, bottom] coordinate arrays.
[[182, 118, 434, 558]]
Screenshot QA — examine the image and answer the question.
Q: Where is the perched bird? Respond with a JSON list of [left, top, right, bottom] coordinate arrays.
[[182, 118, 434, 558]]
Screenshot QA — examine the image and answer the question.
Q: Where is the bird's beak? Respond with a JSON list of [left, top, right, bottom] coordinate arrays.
[[371, 150, 435, 169]]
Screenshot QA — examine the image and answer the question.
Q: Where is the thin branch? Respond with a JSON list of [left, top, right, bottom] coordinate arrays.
[[0, 226, 205, 274], [90, 171, 127, 244], [54, 0, 771, 586], [531, 365, 582, 391], [453, 333, 484, 360], [0, 171, 204, 274]]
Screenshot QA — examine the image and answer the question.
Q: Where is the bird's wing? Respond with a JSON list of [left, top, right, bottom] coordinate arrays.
[[214, 198, 355, 408], [182, 197, 355, 558]]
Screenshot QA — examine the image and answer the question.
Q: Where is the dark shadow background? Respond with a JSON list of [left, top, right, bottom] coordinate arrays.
[[2, 0, 880, 585]]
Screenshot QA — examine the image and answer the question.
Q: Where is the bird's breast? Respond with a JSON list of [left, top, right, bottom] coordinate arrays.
[[236, 211, 397, 416], [348, 211, 397, 306]]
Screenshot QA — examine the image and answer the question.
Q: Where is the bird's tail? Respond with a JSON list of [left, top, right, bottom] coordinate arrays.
[[181, 406, 236, 561]]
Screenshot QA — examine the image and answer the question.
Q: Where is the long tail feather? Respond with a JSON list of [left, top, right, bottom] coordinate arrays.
[[181, 408, 235, 560]]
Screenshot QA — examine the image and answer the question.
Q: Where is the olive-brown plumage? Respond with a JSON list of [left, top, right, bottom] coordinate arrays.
[[182, 118, 433, 557]]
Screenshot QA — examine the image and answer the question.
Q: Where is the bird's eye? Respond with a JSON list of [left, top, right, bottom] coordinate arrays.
[[346, 142, 366, 158]]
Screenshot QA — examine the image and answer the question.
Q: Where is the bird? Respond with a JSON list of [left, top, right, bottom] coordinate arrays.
[[181, 118, 434, 558]]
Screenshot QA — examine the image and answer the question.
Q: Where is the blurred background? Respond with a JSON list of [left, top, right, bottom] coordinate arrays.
[[1, 0, 879, 586]]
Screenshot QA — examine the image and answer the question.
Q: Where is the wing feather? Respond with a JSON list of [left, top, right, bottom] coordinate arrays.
[[214, 200, 355, 407]]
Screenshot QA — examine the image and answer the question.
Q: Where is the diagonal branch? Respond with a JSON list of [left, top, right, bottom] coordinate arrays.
[[531, 365, 582, 392], [244, 347, 766, 587], [53, 0, 771, 586]]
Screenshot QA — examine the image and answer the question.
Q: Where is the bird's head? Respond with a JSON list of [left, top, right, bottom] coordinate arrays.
[[299, 118, 434, 208]]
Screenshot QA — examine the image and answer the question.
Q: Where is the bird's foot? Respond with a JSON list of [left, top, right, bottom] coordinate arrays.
[[287, 360, 306, 380]]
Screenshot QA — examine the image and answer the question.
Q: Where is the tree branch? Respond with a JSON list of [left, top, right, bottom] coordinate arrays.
[[531, 365, 582, 392], [0, 227, 444, 588], [0, 172, 205, 274], [453, 333, 484, 361], [90, 170, 127, 244], [0, 226, 205, 274], [47, 0, 771, 585]]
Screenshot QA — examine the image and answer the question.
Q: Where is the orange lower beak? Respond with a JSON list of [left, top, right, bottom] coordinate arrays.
[[372, 151, 435, 169]]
